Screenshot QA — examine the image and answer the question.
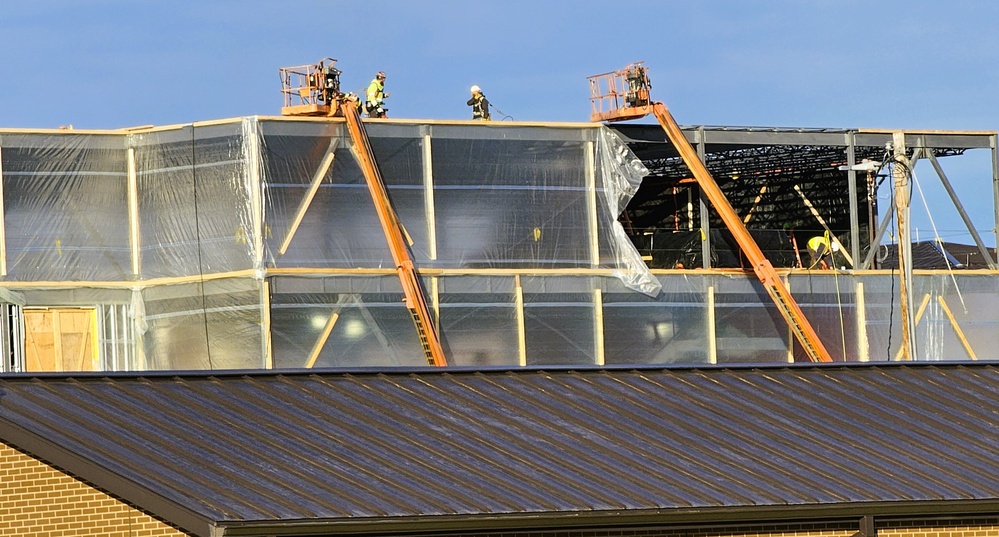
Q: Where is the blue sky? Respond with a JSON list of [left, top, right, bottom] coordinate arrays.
[[2, 0, 998, 246]]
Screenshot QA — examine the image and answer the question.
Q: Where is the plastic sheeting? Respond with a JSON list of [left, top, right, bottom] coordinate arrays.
[[258, 120, 659, 296], [1, 119, 998, 371]]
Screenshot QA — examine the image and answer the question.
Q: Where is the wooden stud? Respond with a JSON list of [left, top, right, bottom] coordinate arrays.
[[856, 281, 869, 362], [707, 284, 717, 364], [793, 184, 855, 268], [937, 295, 977, 360], [127, 147, 140, 276], [278, 143, 337, 255], [593, 287, 604, 366], [423, 132, 438, 260], [305, 312, 339, 368], [893, 293, 932, 361], [585, 141, 599, 266], [261, 279, 273, 369], [743, 184, 768, 224], [515, 274, 527, 367]]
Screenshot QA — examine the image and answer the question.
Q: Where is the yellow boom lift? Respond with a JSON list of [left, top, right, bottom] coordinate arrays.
[[588, 63, 833, 363], [279, 59, 447, 366]]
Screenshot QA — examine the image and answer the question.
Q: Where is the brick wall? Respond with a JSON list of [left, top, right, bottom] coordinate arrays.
[[424, 519, 999, 537], [6, 436, 999, 537], [1, 441, 188, 537]]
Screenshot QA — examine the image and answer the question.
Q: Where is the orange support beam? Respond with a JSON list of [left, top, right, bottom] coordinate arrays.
[[340, 102, 448, 366], [651, 102, 833, 363]]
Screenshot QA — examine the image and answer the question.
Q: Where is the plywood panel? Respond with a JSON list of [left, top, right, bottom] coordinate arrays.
[[24, 308, 96, 372]]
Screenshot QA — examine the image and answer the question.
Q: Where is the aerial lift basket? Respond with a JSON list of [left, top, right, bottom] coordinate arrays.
[[279, 58, 343, 117], [587, 62, 654, 122], [588, 62, 833, 362]]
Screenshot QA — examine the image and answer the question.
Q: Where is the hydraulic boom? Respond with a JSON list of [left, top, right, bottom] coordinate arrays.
[[339, 100, 448, 366], [279, 60, 447, 366], [589, 63, 833, 363], [650, 102, 832, 363]]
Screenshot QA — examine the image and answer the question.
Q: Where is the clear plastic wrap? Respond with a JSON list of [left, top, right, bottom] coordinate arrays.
[[131, 122, 255, 278], [0, 133, 129, 281], [269, 275, 425, 368], [595, 128, 662, 296], [257, 120, 660, 292], [3, 119, 998, 372]]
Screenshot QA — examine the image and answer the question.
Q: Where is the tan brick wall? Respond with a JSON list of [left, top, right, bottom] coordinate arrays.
[[1, 441, 188, 537], [6, 436, 999, 537], [879, 518, 999, 537], [447, 519, 999, 537]]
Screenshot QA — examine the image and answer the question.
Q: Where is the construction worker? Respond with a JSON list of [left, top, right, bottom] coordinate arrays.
[[365, 71, 388, 118], [467, 85, 491, 120], [806, 234, 838, 270]]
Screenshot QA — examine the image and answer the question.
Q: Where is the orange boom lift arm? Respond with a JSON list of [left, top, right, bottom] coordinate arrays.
[[280, 59, 447, 366], [588, 63, 833, 363]]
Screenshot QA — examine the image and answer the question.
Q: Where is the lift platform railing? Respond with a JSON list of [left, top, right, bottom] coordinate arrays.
[[588, 61, 655, 123]]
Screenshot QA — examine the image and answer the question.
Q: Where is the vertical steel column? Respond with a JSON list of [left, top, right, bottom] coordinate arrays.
[[992, 134, 999, 266], [893, 132, 915, 360], [846, 133, 860, 266], [696, 127, 711, 268]]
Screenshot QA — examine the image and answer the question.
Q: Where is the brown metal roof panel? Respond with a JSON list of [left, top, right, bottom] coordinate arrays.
[[4, 365, 999, 536]]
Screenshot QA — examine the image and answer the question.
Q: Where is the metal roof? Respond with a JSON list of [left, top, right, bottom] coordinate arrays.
[[4, 364, 999, 536]]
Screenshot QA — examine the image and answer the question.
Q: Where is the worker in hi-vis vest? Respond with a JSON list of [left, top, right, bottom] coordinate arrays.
[[365, 71, 388, 118], [806, 234, 838, 270]]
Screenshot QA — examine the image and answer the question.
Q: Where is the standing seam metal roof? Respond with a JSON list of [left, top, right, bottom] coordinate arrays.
[[3, 363, 999, 536]]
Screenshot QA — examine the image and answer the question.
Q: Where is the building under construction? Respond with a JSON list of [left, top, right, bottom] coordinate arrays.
[[0, 62, 997, 373]]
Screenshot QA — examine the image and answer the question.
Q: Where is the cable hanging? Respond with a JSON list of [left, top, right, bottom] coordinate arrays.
[[191, 126, 214, 370]]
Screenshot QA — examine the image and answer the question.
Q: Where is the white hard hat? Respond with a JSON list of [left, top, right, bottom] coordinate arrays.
[[470, 85, 481, 93]]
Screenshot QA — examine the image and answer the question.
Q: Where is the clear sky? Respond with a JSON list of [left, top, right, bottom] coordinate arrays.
[[2, 0, 998, 246]]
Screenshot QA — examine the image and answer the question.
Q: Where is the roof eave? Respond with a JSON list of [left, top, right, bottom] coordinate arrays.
[[216, 500, 999, 536], [0, 418, 217, 537]]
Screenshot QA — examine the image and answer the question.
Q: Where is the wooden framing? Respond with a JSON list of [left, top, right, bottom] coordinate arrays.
[[937, 295, 977, 360], [261, 279, 272, 369], [423, 132, 438, 261], [585, 141, 599, 266], [707, 284, 717, 364], [278, 141, 338, 255], [793, 185, 855, 268], [305, 312, 339, 368], [0, 118, 996, 370], [127, 147, 140, 276], [856, 281, 869, 362], [515, 274, 527, 367], [593, 287, 604, 365]]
